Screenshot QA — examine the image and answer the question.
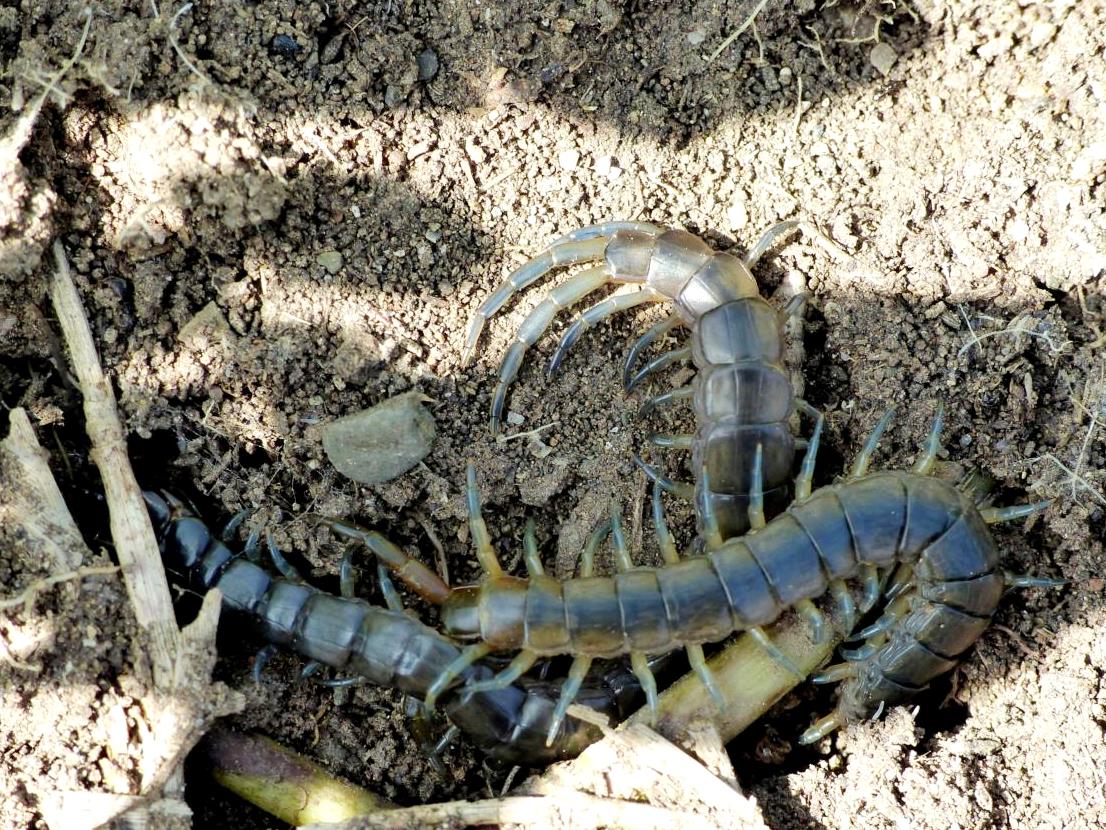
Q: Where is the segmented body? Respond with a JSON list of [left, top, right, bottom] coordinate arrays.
[[462, 221, 803, 538], [440, 467, 1019, 730], [145, 491, 641, 764]]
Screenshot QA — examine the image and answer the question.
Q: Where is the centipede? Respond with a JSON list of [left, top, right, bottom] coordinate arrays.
[[373, 408, 1063, 746], [144, 490, 644, 764], [461, 221, 810, 540]]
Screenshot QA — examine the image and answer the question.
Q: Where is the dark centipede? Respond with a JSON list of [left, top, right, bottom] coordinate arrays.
[[374, 412, 1060, 744], [460, 221, 808, 540], [144, 490, 643, 764]]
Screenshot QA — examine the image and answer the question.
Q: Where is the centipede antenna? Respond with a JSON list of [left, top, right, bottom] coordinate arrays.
[[812, 662, 856, 684], [638, 385, 694, 419], [252, 644, 277, 685], [980, 501, 1052, 524], [328, 518, 452, 605], [686, 644, 727, 711], [633, 454, 696, 499], [424, 642, 494, 711], [339, 547, 357, 599], [549, 289, 658, 376], [748, 626, 805, 678], [798, 710, 845, 745], [630, 651, 659, 724], [912, 405, 946, 475], [610, 506, 633, 571], [795, 409, 825, 501], [376, 563, 404, 612], [522, 518, 544, 577], [464, 650, 539, 695], [850, 407, 896, 479], [698, 467, 724, 552], [829, 579, 857, 635], [627, 346, 693, 392], [748, 443, 766, 530], [266, 537, 302, 581], [546, 655, 593, 746], [796, 598, 829, 644], [581, 520, 613, 578], [649, 433, 696, 450], [859, 563, 881, 612], [466, 463, 503, 578], [623, 313, 681, 390], [652, 481, 681, 564], [1003, 571, 1070, 589]]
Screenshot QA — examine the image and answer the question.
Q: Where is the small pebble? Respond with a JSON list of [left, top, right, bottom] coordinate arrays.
[[322, 392, 436, 485], [417, 48, 439, 81], [317, 250, 343, 274], [870, 42, 897, 76], [506, 411, 525, 426], [558, 149, 580, 171], [271, 34, 303, 56]]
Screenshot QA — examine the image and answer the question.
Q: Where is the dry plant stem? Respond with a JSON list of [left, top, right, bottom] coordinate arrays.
[[49, 239, 183, 680], [304, 791, 724, 830], [644, 614, 842, 743], [0, 565, 120, 615]]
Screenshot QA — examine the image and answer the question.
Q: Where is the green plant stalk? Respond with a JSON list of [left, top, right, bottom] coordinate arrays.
[[202, 727, 391, 825], [641, 614, 842, 743]]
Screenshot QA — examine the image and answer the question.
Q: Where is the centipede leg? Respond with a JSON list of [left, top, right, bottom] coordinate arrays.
[[546, 655, 594, 746], [747, 443, 766, 530], [466, 463, 504, 578], [627, 346, 693, 392], [795, 598, 830, 644], [461, 235, 611, 367], [634, 454, 695, 500], [608, 505, 660, 722], [266, 537, 302, 581], [980, 502, 1052, 524], [798, 710, 845, 745], [748, 626, 804, 678], [638, 385, 693, 419], [548, 289, 660, 376], [252, 644, 278, 684], [859, 563, 881, 612], [794, 407, 825, 502], [424, 642, 494, 711], [849, 408, 896, 479], [1003, 571, 1069, 589], [811, 662, 857, 685], [686, 644, 726, 711], [697, 467, 724, 552], [829, 579, 857, 635], [912, 404, 945, 475], [623, 313, 682, 390], [464, 650, 539, 694], [376, 563, 404, 612], [743, 218, 801, 269], [854, 593, 911, 639], [648, 433, 695, 450], [652, 481, 681, 565], [522, 518, 544, 577]]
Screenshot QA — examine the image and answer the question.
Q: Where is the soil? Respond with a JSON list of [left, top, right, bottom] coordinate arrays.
[[2, 1, 1105, 828]]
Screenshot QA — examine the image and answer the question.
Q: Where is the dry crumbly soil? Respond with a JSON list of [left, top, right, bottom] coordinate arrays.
[[2, 1, 1105, 828]]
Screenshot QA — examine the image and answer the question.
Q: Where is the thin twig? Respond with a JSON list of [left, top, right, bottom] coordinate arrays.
[[0, 565, 120, 615], [706, 0, 771, 64]]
